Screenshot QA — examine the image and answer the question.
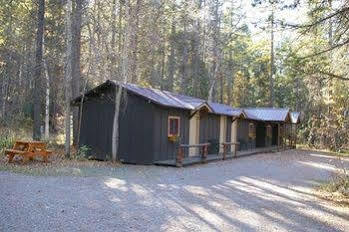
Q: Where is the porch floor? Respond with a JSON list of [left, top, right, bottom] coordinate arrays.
[[154, 154, 226, 167], [237, 145, 280, 157], [154, 146, 287, 167]]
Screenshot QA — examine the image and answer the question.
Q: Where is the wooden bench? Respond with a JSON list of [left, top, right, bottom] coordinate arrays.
[[5, 141, 52, 163]]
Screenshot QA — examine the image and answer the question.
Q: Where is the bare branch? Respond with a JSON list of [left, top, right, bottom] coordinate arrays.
[[317, 70, 349, 81], [299, 38, 349, 59], [282, 7, 349, 29]]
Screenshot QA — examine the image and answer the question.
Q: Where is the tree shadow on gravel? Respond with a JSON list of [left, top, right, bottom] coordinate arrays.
[[97, 151, 349, 231]]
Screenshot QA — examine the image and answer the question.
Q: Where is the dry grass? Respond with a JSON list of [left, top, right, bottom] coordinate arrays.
[[0, 124, 122, 177], [297, 145, 349, 157], [0, 148, 122, 177], [315, 154, 349, 207], [317, 177, 349, 207]]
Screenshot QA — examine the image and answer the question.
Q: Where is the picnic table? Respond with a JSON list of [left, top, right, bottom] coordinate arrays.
[[5, 140, 52, 163]]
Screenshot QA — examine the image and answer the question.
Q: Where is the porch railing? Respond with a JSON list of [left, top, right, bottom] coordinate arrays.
[[176, 142, 241, 167], [176, 143, 209, 167], [221, 142, 240, 159]]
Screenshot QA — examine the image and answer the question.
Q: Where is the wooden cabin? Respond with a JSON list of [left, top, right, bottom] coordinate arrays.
[[72, 80, 300, 165]]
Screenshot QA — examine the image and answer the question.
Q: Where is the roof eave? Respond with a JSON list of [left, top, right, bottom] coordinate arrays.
[[71, 80, 114, 106]]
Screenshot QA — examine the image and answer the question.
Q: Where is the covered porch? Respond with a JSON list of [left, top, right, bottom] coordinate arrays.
[[154, 143, 284, 167], [155, 109, 300, 167]]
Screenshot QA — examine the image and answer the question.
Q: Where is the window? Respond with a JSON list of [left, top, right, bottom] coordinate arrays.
[[168, 116, 180, 136], [266, 125, 272, 138], [248, 123, 255, 139]]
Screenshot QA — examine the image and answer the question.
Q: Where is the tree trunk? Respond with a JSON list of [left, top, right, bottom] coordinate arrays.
[[227, 50, 233, 104], [130, 0, 141, 83], [208, 60, 219, 102], [77, 79, 88, 148], [109, 0, 117, 78], [327, 0, 333, 113], [180, 28, 188, 94], [112, 0, 131, 162], [167, 20, 176, 92], [192, 0, 202, 97], [44, 59, 50, 140], [219, 52, 224, 104], [179, 1, 189, 94], [118, 0, 123, 70], [160, 44, 165, 90], [0, 75, 8, 119], [208, 0, 221, 103], [65, 0, 73, 158], [269, 6, 275, 107], [33, 0, 45, 140], [87, 22, 98, 79], [72, 0, 83, 146]]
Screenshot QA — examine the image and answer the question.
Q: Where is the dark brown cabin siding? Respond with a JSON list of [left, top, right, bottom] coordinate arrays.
[[152, 106, 190, 162], [118, 91, 155, 164], [79, 101, 114, 160], [226, 117, 232, 152], [237, 119, 256, 150], [79, 87, 155, 164], [272, 124, 278, 145], [79, 89, 114, 160], [256, 122, 266, 148], [199, 113, 220, 143]]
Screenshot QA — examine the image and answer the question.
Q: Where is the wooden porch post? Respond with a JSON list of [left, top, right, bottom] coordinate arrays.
[[294, 124, 297, 149], [176, 146, 183, 167], [223, 143, 227, 160], [290, 124, 292, 148], [234, 142, 239, 158], [277, 123, 280, 150], [201, 144, 208, 163], [282, 123, 286, 150]]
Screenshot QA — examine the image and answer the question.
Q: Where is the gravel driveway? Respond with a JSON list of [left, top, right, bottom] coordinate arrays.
[[1, 150, 349, 232]]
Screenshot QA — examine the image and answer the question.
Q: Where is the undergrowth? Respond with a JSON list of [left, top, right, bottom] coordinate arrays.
[[297, 144, 349, 157], [0, 129, 15, 153], [318, 157, 349, 206]]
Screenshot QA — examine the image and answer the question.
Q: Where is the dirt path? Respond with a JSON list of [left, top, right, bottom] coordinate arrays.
[[0, 150, 348, 232]]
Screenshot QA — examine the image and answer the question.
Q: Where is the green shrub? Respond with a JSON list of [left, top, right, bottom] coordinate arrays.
[[74, 145, 90, 161], [0, 130, 15, 153]]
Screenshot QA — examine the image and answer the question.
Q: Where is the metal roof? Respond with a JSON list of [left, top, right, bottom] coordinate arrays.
[[243, 108, 291, 122], [208, 102, 244, 117], [73, 80, 299, 123], [120, 83, 245, 117], [120, 83, 198, 110]]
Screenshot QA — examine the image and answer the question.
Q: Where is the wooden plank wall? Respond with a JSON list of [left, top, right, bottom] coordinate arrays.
[[118, 92, 155, 164], [199, 113, 220, 144], [79, 91, 114, 160], [225, 117, 232, 152], [152, 105, 190, 162], [237, 119, 256, 150]]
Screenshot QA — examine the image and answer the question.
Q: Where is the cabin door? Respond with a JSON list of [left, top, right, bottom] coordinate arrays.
[[256, 123, 266, 148]]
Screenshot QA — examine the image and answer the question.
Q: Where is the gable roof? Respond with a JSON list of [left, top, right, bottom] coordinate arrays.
[[72, 80, 299, 123], [244, 108, 291, 122], [120, 82, 198, 110], [118, 81, 243, 117], [208, 102, 244, 117]]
